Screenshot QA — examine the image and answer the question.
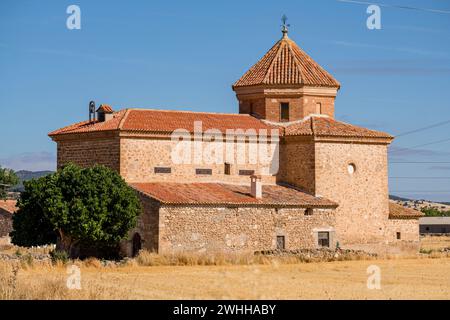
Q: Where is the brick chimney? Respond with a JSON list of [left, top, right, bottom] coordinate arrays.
[[250, 175, 262, 199]]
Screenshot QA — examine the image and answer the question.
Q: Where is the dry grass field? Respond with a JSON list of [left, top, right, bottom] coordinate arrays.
[[1, 257, 449, 299], [1, 236, 449, 300], [420, 235, 450, 252]]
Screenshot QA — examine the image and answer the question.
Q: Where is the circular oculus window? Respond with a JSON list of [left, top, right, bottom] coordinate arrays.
[[348, 163, 356, 174]]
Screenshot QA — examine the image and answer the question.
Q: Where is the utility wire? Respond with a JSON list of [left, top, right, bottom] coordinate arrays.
[[336, 0, 450, 14], [390, 177, 450, 179], [389, 137, 450, 153], [390, 161, 450, 164], [394, 119, 450, 138], [391, 190, 450, 192]]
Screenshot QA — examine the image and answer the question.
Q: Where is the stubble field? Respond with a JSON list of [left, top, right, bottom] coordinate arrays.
[[1, 236, 449, 300]]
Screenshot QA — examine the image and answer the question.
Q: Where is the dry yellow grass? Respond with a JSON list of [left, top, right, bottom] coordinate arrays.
[[1, 237, 449, 300], [420, 235, 450, 251], [1, 256, 449, 300]]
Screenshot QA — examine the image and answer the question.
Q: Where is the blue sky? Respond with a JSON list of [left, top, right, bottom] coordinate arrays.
[[0, 0, 449, 201]]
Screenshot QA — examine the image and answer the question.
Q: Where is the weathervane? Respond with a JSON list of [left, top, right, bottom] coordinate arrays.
[[281, 14, 290, 37]]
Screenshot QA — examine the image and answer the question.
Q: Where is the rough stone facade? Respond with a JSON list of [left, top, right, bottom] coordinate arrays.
[[314, 141, 390, 246], [0, 213, 12, 238], [120, 136, 277, 184], [125, 204, 335, 254], [55, 132, 120, 170]]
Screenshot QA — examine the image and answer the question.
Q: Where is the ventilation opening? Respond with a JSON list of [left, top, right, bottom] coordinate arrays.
[[224, 163, 231, 175], [276, 236, 285, 250], [396, 232, 401, 240]]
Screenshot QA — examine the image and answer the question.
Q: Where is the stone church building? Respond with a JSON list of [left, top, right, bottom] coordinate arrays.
[[49, 28, 422, 256]]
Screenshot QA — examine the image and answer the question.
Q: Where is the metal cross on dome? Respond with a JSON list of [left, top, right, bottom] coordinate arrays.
[[281, 14, 290, 35]]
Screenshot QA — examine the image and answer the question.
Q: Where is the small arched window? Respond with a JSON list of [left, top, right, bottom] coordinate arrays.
[[348, 163, 356, 175]]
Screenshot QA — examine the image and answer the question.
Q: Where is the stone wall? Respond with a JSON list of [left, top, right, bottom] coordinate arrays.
[[120, 137, 278, 184], [344, 217, 420, 255], [157, 205, 336, 254], [0, 212, 12, 238], [385, 218, 420, 242], [121, 193, 160, 256], [54, 132, 120, 171], [278, 137, 315, 194], [313, 141, 390, 247]]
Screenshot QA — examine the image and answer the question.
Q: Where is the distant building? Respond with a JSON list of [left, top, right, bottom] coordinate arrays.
[[0, 200, 17, 244], [419, 217, 450, 234]]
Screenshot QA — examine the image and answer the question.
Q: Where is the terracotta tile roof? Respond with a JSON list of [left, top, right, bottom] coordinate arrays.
[[121, 109, 274, 133], [389, 202, 424, 219], [48, 109, 128, 136], [0, 200, 17, 215], [97, 104, 113, 113], [49, 109, 276, 137], [233, 35, 339, 88], [131, 182, 338, 208], [280, 116, 393, 139]]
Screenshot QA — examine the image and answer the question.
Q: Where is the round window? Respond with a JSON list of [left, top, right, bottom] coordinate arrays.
[[348, 163, 356, 174]]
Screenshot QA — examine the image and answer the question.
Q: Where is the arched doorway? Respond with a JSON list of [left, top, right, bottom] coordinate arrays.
[[132, 233, 142, 257]]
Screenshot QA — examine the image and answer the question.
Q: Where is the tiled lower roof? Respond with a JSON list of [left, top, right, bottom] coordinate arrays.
[[131, 182, 338, 208], [0, 200, 17, 215], [389, 202, 424, 219], [281, 116, 393, 139]]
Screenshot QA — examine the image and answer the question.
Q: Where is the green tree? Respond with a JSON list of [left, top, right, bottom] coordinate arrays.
[[0, 166, 19, 199], [421, 208, 450, 217], [11, 163, 141, 257], [10, 177, 57, 246]]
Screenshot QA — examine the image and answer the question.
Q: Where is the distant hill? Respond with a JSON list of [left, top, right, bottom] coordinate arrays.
[[12, 170, 54, 191], [389, 195, 412, 202]]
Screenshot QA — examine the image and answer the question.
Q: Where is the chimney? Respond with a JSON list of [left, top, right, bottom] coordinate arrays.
[[89, 101, 96, 122], [96, 104, 114, 122], [250, 175, 262, 199]]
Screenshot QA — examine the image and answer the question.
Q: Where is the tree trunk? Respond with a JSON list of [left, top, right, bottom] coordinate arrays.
[[57, 229, 79, 258]]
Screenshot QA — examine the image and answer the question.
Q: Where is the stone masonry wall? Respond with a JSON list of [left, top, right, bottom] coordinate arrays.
[[157, 205, 336, 254], [55, 132, 120, 171], [121, 193, 160, 256], [277, 138, 315, 194], [0, 212, 12, 238], [120, 137, 278, 184], [314, 142, 389, 246]]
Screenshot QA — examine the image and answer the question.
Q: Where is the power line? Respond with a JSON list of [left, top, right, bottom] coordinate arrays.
[[390, 177, 450, 179], [391, 191, 450, 193], [394, 119, 450, 138], [389, 137, 450, 153], [336, 0, 450, 14], [390, 161, 450, 164]]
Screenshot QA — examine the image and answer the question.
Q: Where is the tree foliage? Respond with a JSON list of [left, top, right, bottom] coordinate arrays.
[[421, 208, 450, 217], [0, 166, 19, 199], [11, 164, 141, 256], [10, 176, 57, 246]]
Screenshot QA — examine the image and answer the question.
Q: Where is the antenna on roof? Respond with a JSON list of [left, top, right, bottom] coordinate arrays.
[[281, 14, 290, 37], [89, 101, 96, 122]]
